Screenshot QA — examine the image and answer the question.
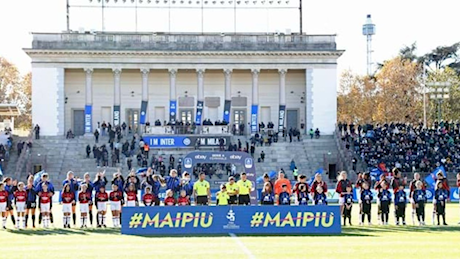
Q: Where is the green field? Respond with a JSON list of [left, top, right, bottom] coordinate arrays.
[[1, 204, 460, 259]]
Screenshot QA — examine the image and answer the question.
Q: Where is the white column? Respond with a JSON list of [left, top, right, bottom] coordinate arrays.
[[251, 69, 260, 105], [197, 69, 205, 101], [84, 68, 93, 106], [113, 68, 122, 106], [141, 68, 149, 101], [279, 69, 287, 106], [169, 69, 177, 101], [224, 69, 232, 100]]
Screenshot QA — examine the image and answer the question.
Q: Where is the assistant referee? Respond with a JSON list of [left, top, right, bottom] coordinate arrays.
[[193, 172, 211, 205], [237, 173, 253, 205]]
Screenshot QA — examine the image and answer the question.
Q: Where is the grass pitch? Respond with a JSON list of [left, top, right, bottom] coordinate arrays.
[[1, 204, 460, 259]]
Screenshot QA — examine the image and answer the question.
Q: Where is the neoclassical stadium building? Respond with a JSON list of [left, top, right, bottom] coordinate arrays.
[[25, 32, 343, 136]]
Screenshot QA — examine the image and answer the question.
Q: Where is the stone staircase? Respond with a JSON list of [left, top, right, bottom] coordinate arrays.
[[19, 134, 340, 188]]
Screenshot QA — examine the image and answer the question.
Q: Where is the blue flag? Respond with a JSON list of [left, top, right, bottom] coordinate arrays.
[[33, 171, 45, 187], [425, 166, 446, 188], [370, 168, 383, 179], [136, 168, 148, 175]]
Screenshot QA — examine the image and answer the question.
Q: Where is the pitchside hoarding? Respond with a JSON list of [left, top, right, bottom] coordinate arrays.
[[121, 206, 341, 235]]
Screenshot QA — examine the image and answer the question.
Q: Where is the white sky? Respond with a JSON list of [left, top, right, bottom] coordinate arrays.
[[1, 0, 460, 75]]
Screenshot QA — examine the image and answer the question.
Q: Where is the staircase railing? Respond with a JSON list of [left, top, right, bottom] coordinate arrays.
[[333, 125, 353, 173], [14, 128, 33, 177]]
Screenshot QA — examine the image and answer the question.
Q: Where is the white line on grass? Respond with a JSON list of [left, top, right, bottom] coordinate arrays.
[[229, 233, 256, 259]]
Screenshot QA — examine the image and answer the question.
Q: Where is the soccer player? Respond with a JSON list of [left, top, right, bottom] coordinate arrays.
[[38, 183, 53, 228], [82, 173, 95, 226], [225, 176, 239, 205], [378, 182, 391, 225], [164, 189, 176, 206], [79, 184, 91, 228], [355, 172, 370, 225], [216, 185, 230, 206], [343, 185, 353, 226], [125, 183, 138, 207], [409, 173, 425, 225], [335, 171, 351, 216], [3, 177, 17, 227], [434, 180, 448, 226], [310, 173, 328, 198], [95, 186, 109, 228], [313, 186, 327, 205], [278, 184, 291, 205], [142, 186, 155, 206], [193, 172, 210, 206], [62, 171, 79, 226], [374, 174, 389, 225], [14, 182, 27, 229], [61, 183, 75, 228], [145, 169, 164, 206], [360, 182, 373, 225], [274, 171, 292, 203], [25, 176, 37, 228], [0, 183, 8, 229], [35, 173, 55, 226], [394, 185, 407, 225], [165, 169, 180, 198], [260, 182, 274, 205], [413, 180, 426, 226], [296, 182, 309, 206], [237, 172, 252, 205], [390, 169, 407, 224], [109, 184, 123, 227], [177, 190, 190, 206], [179, 172, 194, 200]]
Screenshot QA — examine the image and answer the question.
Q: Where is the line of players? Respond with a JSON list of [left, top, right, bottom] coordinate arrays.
[[336, 170, 459, 226]]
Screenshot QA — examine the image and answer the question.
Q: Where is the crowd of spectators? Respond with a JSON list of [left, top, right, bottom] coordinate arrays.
[[340, 121, 460, 173]]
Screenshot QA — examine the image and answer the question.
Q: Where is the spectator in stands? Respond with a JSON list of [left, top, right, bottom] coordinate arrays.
[[260, 151, 265, 162], [94, 129, 99, 143], [34, 124, 40, 140], [315, 128, 320, 139], [86, 145, 91, 158]]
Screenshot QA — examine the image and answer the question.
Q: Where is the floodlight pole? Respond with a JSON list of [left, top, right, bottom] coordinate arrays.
[[102, 0, 106, 32], [135, 0, 139, 32]]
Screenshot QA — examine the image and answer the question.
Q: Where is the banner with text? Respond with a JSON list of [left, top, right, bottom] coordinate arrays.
[[121, 205, 341, 235], [278, 105, 286, 132], [223, 100, 231, 123], [169, 100, 177, 124], [143, 135, 230, 148], [140, 101, 148, 125], [113, 105, 120, 126], [195, 101, 204, 126], [251, 105, 258, 133], [84, 105, 92, 134]]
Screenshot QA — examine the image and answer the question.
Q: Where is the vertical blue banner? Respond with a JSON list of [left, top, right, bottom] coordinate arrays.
[[84, 105, 92, 134], [251, 105, 258, 133], [169, 100, 177, 124], [140, 101, 148, 125], [278, 105, 286, 132], [223, 100, 231, 123], [195, 101, 204, 126], [113, 105, 120, 126]]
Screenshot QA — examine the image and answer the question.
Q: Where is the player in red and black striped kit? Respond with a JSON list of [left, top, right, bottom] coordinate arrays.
[[79, 184, 91, 228], [0, 183, 9, 229], [109, 184, 123, 228], [177, 189, 190, 206], [335, 171, 351, 216], [142, 186, 155, 206], [125, 183, 138, 207], [95, 186, 109, 228], [61, 183, 75, 228]]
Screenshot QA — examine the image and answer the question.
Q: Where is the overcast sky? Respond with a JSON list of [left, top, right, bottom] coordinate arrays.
[[1, 0, 459, 75]]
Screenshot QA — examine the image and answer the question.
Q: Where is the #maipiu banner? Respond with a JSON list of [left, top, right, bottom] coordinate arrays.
[[121, 205, 341, 235]]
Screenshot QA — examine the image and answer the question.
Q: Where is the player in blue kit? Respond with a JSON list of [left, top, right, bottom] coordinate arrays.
[[434, 181, 449, 225], [278, 185, 291, 205], [343, 185, 353, 226], [378, 182, 391, 225], [394, 185, 407, 225], [260, 182, 274, 205], [314, 186, 327, 205], [413, 180, 426, 226], [360, 182, 373, 225]]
